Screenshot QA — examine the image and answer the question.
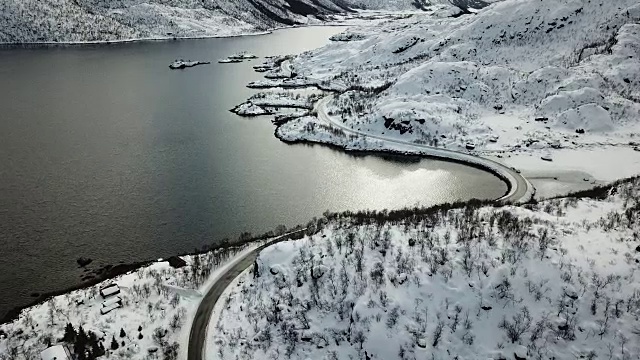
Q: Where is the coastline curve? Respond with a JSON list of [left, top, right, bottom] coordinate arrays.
[[309, 95, 534, 204]]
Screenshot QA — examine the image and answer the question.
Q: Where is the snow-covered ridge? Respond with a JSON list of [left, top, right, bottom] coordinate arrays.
[[273, 0, 640, 196], [0, 0, 438, 43], [210, 177, 640, 360]]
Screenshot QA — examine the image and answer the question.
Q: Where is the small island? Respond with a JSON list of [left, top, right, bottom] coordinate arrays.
[[218, 52, 258, 64], [228, 51, 258, 60], [230, 101, 273, 116], [218, 58, 243, 64], [168, 59, 210, 69]]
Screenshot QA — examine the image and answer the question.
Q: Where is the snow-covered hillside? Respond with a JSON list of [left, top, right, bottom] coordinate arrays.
[[0, 241, 270, 360], [211, 177, 640, 360], [0, 0, 453, 43], [256, 0, 640, 196]]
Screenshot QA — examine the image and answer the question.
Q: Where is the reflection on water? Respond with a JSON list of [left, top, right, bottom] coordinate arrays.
[[0, 27, 506, 318]]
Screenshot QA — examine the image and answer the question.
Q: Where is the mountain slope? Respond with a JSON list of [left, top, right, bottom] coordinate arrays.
[[0, 0, 432, 43], [268, 0, 640, 194]]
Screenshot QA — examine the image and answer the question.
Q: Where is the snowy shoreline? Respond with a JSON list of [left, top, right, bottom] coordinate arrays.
[[0, 23, 354, 47], [273, 127, 526, 203], [0, 260, 152, 325], [314, 95, 533, 203], [239, 0, 640, 201], [0, 31, 270, 47], [0, 226, 310, 360], [0, 226, 300, 326], [239, 72, 532, 202]]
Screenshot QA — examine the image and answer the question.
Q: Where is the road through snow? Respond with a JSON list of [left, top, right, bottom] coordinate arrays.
[[314, 96, 533, 203], [187, 230, 305, 360]]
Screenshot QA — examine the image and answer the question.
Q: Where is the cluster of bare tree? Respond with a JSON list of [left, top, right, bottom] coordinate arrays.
[[213, 176, 640, 360]]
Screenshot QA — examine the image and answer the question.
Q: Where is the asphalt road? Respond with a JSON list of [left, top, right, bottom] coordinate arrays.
[[187, 232, 303, 360], [314, 96, 532, 203]]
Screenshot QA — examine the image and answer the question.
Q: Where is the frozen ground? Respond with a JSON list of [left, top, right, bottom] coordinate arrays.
[[251, 0, 640, 199], [210, 177, 640, 360]]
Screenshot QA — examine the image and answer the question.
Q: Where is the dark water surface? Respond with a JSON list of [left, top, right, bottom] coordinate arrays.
[[0, 27, 506, 319]]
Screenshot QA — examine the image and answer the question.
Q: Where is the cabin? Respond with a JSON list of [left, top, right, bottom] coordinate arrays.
[[100, 301, 122, 315], [100, 284, 120, 299], [40, 345, 72, 360], [102, 296, 122, 308], [100, 292, 123, 315]]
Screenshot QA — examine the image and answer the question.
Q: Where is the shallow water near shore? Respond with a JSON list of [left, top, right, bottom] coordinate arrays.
[[0, 26, 507, 319]]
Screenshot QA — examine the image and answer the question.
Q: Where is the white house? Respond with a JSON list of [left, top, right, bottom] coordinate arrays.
[[99, 284, 120, 298], [40, 345, 72, 360], [100, 295, 123, 315]]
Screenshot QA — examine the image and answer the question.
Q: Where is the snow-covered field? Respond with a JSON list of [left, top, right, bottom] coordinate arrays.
[[248, 0, 640, 198], [0, 242, 265, 360], [210, 177, 640, 360]]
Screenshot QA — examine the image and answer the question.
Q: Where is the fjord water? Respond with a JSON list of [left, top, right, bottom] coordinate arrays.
[[0, 27, 506, 318]]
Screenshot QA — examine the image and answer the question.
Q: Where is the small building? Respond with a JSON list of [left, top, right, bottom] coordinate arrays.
[[40, 345, 72, 360], [102, 295, 121, 308], [100, 284, 120, 299], [100, 302, 122, 315]]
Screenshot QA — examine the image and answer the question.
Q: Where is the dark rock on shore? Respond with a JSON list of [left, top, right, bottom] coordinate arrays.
[[167, 256, 187, 268], [77, 257, 93, 267]]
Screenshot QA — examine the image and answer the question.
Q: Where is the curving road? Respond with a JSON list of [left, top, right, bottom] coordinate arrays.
[[276, 59, 530, 203], [188, 76, 533, 360], [313, 96, 532, 203], [187, 231, 304, 360]]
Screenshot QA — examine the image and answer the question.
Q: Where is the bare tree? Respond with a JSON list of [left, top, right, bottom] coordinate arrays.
[[499, 306, 531, 343]]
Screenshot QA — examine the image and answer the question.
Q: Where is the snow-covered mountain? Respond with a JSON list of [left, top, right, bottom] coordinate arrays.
[[0, 0, 444, 43], [269, 0, 640, 191]]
